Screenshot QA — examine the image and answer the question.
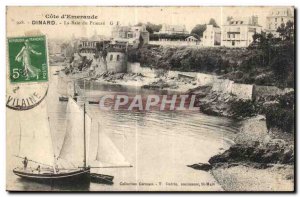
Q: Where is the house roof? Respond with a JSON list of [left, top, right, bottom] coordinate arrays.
[[185, 36, 198, 41]]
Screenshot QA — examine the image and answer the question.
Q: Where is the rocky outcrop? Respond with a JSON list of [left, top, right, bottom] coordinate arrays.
[[187, 163, 212, 171], [94, 72, 145, 83], [197, 90, 253, 118], [208, 116, 294, 166], [189, 116, 294, 172], [208, 141, 294, 166], [142, 79, 176, 89]]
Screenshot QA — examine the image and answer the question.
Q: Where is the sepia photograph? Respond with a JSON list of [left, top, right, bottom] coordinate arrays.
[[5, 6, 295, 192]]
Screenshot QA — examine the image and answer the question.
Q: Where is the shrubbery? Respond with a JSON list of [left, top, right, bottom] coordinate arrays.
[[128, 22, 294, 88], [229, 100, 262, 119], [128, 46, 246, 73], [265, 92, 294, 133], [150, 33, 191, 41], [265, 106, 294, 133]]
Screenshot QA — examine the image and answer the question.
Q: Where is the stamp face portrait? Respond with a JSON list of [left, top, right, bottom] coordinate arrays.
[[8, 36, 48, 83]]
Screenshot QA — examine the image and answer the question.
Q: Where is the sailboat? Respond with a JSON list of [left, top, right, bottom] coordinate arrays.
[[13, 97, 131, 184]]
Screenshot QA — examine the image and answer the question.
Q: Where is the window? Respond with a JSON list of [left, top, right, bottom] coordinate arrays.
[[275, 18, 277, 22], [128, 33, 133, 38], [233, 34, 235, 38], [281, 18, 284, 22], [116, 55, 120, 61], [110, 54, 113, 61]]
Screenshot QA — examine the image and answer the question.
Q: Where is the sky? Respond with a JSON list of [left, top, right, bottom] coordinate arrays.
[[6, 6, 294, 39]]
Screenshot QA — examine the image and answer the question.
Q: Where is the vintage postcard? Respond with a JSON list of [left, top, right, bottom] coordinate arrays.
[[6, 6, 295, 192]]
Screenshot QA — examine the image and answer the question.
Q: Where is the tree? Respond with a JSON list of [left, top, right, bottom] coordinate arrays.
[[208, 18, 219, 28], [191, 18, 219, 38], [138, 35, 144, 48], [277, 20, 294, 41], [191, 24, 207, 38], [145, 22, 162, 34], [137, 22, 162, 34], [248, 20, 295, 87]]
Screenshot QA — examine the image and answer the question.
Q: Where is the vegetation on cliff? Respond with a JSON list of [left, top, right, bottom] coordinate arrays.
[[128, 21, 294, 88]]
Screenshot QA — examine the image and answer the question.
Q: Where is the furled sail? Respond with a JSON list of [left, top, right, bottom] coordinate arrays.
[[57, 98, 86, 168], [8, 100, 55, 167], [87, 114, 131, 168]]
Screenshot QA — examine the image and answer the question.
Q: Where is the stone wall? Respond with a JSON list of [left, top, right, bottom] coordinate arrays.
[[107, 52, 127, 73], [231, 83, 253, 100], [253, 85, 294, 100], [126, 62, 294, 101], [94, 58, 108, 74], [196, 73, 217, 86], [212, 79, 234, 94], [127, 62, 157, 77]]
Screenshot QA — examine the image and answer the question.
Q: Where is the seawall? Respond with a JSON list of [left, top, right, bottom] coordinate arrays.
[[127, 62, 294, 101], [127, 62, 254, 100]]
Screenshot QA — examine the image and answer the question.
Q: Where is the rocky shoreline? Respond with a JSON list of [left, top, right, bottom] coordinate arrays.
[[188, 114, 294, 191], [88, 71, 200, 92], [186, 81, 295, 191]]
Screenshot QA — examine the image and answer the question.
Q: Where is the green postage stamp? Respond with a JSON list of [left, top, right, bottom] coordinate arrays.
[[8, 36, 48, 83]]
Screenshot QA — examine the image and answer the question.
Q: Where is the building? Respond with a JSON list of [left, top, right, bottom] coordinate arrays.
[[77, 39, 110, 55], [111, 24, 149, 48], [79, 40, 98, 53], [156, 24, 189, 35], [106, 51, 127, 73], [202, 25, 221, 47], [265, 7, 294, 36], [185, 36, 198, 42], [221, 16, 262, 47]]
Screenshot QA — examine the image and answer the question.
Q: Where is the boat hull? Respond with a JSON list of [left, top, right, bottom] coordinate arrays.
[[13, 168, 90, 184]]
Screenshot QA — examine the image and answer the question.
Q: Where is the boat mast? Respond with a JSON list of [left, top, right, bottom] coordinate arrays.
[[83, 103, 87, 168]]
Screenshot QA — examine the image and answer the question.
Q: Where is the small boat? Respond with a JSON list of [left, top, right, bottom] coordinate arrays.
[[90, 173, 114, 185], [59, 96, 69, 102], [88, 101, 99, 104]]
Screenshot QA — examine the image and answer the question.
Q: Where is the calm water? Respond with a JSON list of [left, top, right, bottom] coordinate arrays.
[[7, 66, 239, 191]]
